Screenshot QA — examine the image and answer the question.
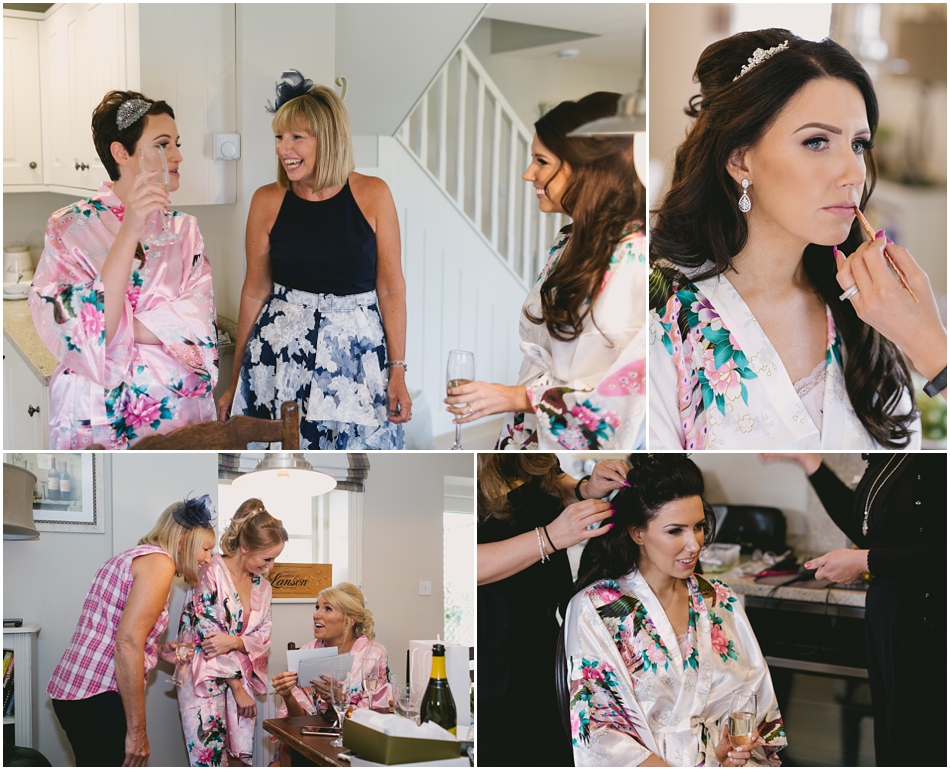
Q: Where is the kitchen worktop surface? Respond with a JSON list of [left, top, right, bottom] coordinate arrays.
[[3, 296, 237, 385], [718, 565, 867, 608]]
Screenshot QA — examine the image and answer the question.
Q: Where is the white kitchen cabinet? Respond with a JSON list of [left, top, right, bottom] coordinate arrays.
[[3, 16, 44, 187], [34, 3, 236, 204], [2, 336, 50, 451]]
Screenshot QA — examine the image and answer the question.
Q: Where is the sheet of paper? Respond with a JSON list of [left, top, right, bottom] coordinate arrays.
[[297, 653, 354, 687], [287, 645, 338, 673]]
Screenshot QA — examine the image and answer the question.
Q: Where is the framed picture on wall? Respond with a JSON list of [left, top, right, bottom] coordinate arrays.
[[3, 453, 105, 533]]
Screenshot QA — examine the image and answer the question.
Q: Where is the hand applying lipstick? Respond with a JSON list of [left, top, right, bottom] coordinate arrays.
[[834, 221, 947, 399]]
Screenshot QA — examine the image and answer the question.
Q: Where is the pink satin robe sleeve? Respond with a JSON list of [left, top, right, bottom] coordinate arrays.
[[28, 182, 218, 449]]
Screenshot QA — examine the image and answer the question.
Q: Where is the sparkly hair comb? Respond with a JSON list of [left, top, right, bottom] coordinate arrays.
[[733, 40, 790, 81], [116, 98, 152, 131]]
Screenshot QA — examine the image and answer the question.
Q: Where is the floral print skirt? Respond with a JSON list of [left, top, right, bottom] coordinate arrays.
[[232, 284, 404, 450]]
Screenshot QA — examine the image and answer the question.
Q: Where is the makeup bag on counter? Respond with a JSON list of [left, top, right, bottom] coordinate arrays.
[[711, 505, 787, 553]]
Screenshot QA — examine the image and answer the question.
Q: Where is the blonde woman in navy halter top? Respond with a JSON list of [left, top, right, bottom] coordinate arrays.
[[218, 71, 411, 449]]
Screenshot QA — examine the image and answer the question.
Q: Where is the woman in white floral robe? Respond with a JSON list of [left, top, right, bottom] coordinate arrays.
[[566, 454, 786, 767], [649, 264, 921, 450]]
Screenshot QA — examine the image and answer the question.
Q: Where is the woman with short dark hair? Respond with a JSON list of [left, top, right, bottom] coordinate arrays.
[[29, 90, 217, 449]]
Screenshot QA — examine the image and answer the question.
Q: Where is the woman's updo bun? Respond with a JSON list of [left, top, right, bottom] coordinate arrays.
[[574, 455, 715, 591]]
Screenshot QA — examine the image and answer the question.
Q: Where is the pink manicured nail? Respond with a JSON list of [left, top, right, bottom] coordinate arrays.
[[622, 481, 632, 487], [832, 245, 841, 261], [874, 229, 885, 239], [885, 236, 894, 245], [607, 523, 614, 529]]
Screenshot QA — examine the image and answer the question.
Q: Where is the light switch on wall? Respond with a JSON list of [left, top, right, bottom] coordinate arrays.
[[418, 580, 431, 596]]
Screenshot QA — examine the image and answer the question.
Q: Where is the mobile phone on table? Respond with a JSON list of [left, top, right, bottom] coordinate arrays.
[[300, 725, 339, 737]]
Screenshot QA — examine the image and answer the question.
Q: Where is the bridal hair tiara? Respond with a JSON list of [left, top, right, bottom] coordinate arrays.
[[116, 98, 152, 131], [733, 40, 790, 81]]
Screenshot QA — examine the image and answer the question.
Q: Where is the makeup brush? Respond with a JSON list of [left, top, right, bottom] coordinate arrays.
[[852, 206, 919, 303]]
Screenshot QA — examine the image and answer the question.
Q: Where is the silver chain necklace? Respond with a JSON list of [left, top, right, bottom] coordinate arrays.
[[862, 455, 907, 536]]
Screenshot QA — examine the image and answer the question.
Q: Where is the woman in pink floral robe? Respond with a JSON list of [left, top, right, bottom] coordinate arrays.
[[28, 90, 216, 449], [177, 553, 273, 767]]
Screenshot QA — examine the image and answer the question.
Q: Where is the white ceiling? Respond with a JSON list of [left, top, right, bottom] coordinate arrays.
[[482, 3, 645, 70]]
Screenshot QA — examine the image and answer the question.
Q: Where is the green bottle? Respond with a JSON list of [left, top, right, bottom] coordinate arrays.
[[419, 643, 457, 735]]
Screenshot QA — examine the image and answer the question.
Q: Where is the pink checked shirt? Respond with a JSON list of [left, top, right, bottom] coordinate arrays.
[[47, 543, 172, 701]]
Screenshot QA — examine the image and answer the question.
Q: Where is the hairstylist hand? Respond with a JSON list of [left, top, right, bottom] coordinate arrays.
[[545, 499, 614, 551], [805, 548, 868, 585], [836, 236, 947, 392], [586, 460, 631, 499]]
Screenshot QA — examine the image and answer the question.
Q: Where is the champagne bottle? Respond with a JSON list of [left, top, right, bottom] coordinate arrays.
[[47, 458, 60, 501], [60, 460, 72, 501], [419, 643, 457, 735]]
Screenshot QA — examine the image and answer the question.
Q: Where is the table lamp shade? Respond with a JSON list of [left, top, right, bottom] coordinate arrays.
[[896, 19, 947, 83], [4, 463, 39, 540]]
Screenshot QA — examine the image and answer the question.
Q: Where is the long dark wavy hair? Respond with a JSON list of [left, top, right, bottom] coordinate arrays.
[[650, 29, 915, 448], [526, 91, 646, 342], [477, 454, 562, 523], [574, 455, 715, 592]]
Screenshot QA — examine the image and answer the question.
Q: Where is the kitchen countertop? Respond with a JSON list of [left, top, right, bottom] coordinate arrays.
[[3, 296, 237, 385], [718, 565, 867, 608]]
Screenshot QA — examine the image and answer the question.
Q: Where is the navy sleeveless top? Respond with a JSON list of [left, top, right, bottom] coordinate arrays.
[[269, 182, 377, 295]]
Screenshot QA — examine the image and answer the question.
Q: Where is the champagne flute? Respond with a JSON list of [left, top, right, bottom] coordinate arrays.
[[166, 627, 195, 686], [446, 350, 475, 450], [362, 657, 381, 709], [727, 689, 757, 750], [329, 670, 352, 748], [138, 143, 181, 247]]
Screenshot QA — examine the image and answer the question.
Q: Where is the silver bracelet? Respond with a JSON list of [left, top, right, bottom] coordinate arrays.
[[535, 527, 549, 563], [388, 361, 408, 371]]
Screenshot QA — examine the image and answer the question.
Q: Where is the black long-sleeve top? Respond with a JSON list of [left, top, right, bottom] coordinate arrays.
[[808, 454, 946, 583]]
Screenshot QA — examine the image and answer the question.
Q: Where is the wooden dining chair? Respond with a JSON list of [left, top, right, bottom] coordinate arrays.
[[89, 401, 300, 450]]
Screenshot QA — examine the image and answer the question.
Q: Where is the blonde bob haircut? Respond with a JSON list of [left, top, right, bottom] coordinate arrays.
[[273, 85, 354, 192], [139, 502, 216, 586], [317, 582, 376, 641]]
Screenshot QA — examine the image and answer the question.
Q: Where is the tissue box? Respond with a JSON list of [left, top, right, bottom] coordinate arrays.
[[343, 719, 461, 765]]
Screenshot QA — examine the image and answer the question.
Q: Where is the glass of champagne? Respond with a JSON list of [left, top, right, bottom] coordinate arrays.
[[362, 657, 381, 708], [329, 670, 352, 748], [446, 350, 475, 450], [728, 689, 757, 751], [166, 627, 195, 686], [138, 143, 181, 247]]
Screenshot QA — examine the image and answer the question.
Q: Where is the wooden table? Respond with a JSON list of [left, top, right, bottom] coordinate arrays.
[[263, 715, 349, 767]]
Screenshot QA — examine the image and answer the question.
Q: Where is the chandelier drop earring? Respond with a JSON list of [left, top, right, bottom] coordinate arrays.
[[738, 179, 752, 213]]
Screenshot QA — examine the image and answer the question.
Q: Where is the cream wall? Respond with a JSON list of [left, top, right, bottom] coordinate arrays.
[[693, 453, 867, 557], [466, 19, 638, 131]]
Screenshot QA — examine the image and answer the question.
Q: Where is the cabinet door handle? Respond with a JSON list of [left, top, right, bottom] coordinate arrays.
[[75, 162, 81, 171], [27, 405, 40, 417], [82, 162, 90, 171], [29, 161, 37, 170]]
